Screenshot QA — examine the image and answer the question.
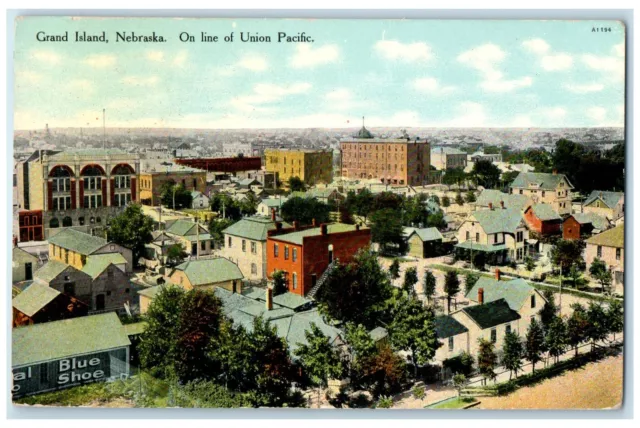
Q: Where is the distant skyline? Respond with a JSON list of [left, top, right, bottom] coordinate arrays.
[[14, 17, 626, 130]]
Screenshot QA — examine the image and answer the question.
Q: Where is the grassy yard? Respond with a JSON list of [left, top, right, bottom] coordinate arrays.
[[427, 396, 477, 409]]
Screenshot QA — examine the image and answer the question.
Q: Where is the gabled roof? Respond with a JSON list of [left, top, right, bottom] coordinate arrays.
[[432, 146, 466, 155], [586, 224, 624, 249], [81, 253, 127, 279], [476, 189, 531, 211], [529, 204, 562, 221], [584, 190, 624, 209], [191, 190, 206, 199], [175, 258, 243, 286], [223, 216, 290, 241], [165, 219, 198, 236], [270, 223, 367, 245], [570, 213, 610, 231], [469, 208, 524, 234], [510, 172, 573, 190], [406, 227, 443, 242], [13, 247, 39, 264], [33, 260, 78, 283], [460, 299, 521, 329], [465, 277, 538, 311], [435, 315, 468, 338], [12, 283, 61, 317], [48, 229, 108, 255], [260, 198, 288, 208], [12, 313, 131, 367]]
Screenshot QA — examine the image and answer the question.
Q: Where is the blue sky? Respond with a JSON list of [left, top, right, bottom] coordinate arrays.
[[14, 17, 625, 129]]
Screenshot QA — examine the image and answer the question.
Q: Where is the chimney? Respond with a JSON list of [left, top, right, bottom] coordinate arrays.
[[488, 202, 493, 210], [271, 207, 276, 222], [321, 224, 328, 235], [266, 287, 273, 311], [312, 218, 317, 227], [552, 169, 557, 175], [276, 221, 282, 231], [500, 200, 504, 209], [293, 220, 300, 230], [478, 288, 484, 305], [495, 268, 501, 281]]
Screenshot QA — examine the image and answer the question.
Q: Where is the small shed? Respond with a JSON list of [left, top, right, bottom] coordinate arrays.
[[404, 227, 444, 258]]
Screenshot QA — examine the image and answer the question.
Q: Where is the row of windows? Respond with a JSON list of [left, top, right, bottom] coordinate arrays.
[[597, 245, 622, 260], [49, 216, 103, 228], [273, 243, 298, 261], [343, 144, 406, 152], [114, 176, 131, 189], [52, 178, 72, 192], [52, 196, 72, 211], [274, 269, 299, 290], [344, 163, 405, 172], [84, 194, 103, 208], [113, 193, 132, 207]]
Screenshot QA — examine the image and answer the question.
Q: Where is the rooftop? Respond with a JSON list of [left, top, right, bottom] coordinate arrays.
[[465, 277, 537, 311], [223, 216, 291, 241], [460, 299, 521, 330], [570, 212, 610, 231], [270, 223, 367, 245], [175, 258, 244, 286], [12, 313, 131, 367], [469, 207, 524, 234], [431, 146, 466, 155], [48, 229, 108, 255], [12, 282, 61, 317], [530, 204, 562, 221], [33, 260, 78, 283], [585, 224, 624, 249], [584, 190, 624, 209], [435, 315, 468, 338], [510, 172, 574, 190], [475, 189, 531, 211], [404, 227, 443, 242], [81, 253, 127, 279]]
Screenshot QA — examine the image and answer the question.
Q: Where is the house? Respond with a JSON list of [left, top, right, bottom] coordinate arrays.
[[257, 197, 288, 217], [142, 231, 177, 267], [509, 171, 573, 215], [13, 247, 40, 283], [455, 207, 529, 265], [169, 258, 244, 293], [563, 213, 611, 240], [291, 188, 345, 205], [585, 224, 624, 291], [221, 212, 291, 282], [12, 282, 88, 327], [190, 191, 210, 209], [164, 219, 214, 257], [523, 204, 562, 235], [434, 315, 469, 364], [404, 227, 444, 258], [430, 147, 467, 170], [237, 178, 262, 191], [138, 285, 164, 314], [474, 189, 532, 212], [47, 228, 133, 272], [267, 222, 371, 296], [582, 190, 624, 221]]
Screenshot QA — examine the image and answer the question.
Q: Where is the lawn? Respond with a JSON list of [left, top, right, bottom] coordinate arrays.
[[427, 396, 477, 409]]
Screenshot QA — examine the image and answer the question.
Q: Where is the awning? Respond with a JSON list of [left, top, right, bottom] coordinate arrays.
[[455, 241, 507, 252]]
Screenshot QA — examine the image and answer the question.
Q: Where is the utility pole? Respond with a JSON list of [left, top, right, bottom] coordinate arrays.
[[559, 264, 563, 317], [172, 185, 177, 211], [196, 217, 200, 260]]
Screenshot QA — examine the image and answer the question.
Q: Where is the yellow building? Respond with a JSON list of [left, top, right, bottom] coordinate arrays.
[[139, 167, 207, 206], [264, 148, 333, 186]]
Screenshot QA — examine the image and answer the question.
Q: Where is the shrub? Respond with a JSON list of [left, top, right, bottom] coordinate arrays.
[[412, 385, 426, 400], [375, 395, 394, 408]]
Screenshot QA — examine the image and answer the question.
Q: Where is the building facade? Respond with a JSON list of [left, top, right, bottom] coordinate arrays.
[[139, 168, 207, 206], [15, 149, 140, 240], [585, 224, 624, 291], [582, 190, 624, 221], [430, 146, 467, 170], [509, 172, 574, 216], [265, 148, 333, 186]]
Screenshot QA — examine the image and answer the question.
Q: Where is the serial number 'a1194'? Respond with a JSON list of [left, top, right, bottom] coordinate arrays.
[[592, 27, 612, 32]]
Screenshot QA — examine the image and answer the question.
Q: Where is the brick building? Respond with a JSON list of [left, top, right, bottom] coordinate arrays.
[[266, 222, 371, 296], [340, 126, 431, 186], [264, 148, 333, 186], [523, 204, 563, 235]]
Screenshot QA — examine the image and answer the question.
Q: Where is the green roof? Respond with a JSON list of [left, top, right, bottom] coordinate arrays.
[[432, 146, 466, 155], [260, 198, 287, 208], [124, 322, 147, 336], [586, 224, 624, 249], [33, 260, 78, 283], [470, 208, 524, 234], [465, 277, 537, 311], [570, 213, 610, 231], [271, 223, 366, 245], [369, 326, 389, 341], [435, 315, 468, 338], [13, 247, 39, 264], [137, 285, 163, 298], [354, 125, 374, 139], [223, 216, 291, 241], [81, 253, 127, 279], [461, 299, 521, 330], [48, 148, 128, 160], [183, 233, 212, 242], [476, 189, 531, 211], [12, 313, 131, 367], [12, 283, 61, 317], [530, 204, 562, 221], [175, 258, 243, 286], [584, 191, 624, 209], [455, 241, 507, 252], [48, 229, 108, 255], [510, 172, 573, 190], [406, 227, 443, 242], [165, 220, 197, 236]]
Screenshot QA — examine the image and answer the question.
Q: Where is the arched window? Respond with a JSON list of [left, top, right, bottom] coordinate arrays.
[[82, 165, 104, 191], [62, 216, 72, 227], [112, 165, 132, 189], [49, 218, 60, 228]]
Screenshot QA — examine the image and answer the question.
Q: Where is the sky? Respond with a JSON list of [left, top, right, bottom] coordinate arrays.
[[13, 17, 626, 130]]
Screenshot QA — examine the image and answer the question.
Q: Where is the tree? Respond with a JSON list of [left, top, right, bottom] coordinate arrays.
[[389, 259, 401, 282], [550, 239, 587, 278], [501, 331, 523, 379], [423, 270, 436, 303], [444, 271, 460, 313], [370, 208, 405, 254], [210, 193, 242, 220], [452, 373, 467, 397], [344, 189, 374, 221], [280, 197, 331, 225], [361, 343, 407, 398], [442, 168, 466, 189], [389, 294, 440, 378], [471, 160, 501, 189], [294, 323, 343, 407], [544, 316, 567, 364], [524, 256, 535, 272], [139, 285, 186, 378], [345, 322, 377, 382], [465, 191, 476, 203], [174, 289, 224, 383], [455, 192, 464, 206], [566, 303, 589, 357], [477, 338, 497, 385], [239, 192, 259, 216], [403, 267, 418, 295], [501, 171, 520, 190], [568, 259, 587, 289], [166, 244, 188, 267], [605, 299, 623, 341], [271, 270, 288, 295], [316, 250, 394, 329], [441, 196, 451, 208], [107, 203, 154, 266], [208, 217, 235, 249], [539, 289, 559, 331], [464, 273, 479, 295], [585, 302, 608, 351], [524, 318, 545, 373], [160, 181, 193, 210], [589, 258, 613, 294], [288, 176, 306, 192]]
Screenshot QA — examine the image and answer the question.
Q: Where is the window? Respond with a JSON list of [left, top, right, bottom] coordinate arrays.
[[494, 234, 498, 244], [616, 248, 621, 260], [542, 191, 546, 197], [490, 328, 497, 344], [251, 241, 257, 254], [517, 231, 524, 242], [106, 291, 112, 296], [448, 336, 454, 351], [274, 243, 279, 257], [107, 269, 114, 279], [228, 236, 232, 247], [242, 240, 246, 252], [292, 248, 298, 262], [251, 263, 257, 275], [292, 273, 298, 290], [285, 246, 289, 260], [475, 233, 479, 242], [506, 324, 512, 335], [201, 241, 206, 251], [64, 282, 75, 295], [531, 294, 536, 309], [597, 245, 602, 258], [465, 231, 470, 240], [519, 189, 523, 195]]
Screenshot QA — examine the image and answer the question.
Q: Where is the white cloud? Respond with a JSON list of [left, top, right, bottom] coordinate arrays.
[[29, 50, 61, 64], [582, 53, 625, 81], [613, 42, 625, 57], [83, 54, 116, 68], [323, 88, 370, 111], [17, 70, 44, 84], [412, 77, 457, 94], [446, 102, 488, 127], [458, 44, 532, 93], [510, 115, 534, 128], [481, 76, 533, 93], [173, 51, 188, 67], [146, 50, 164, 62], [106, 98, 142, 110], [237, 54, 268, 71], [231, 82, 312, 111], [522, 38, 550, 55], [542, 106, 567, 119], [588, 106, 607, 122], [564, 82, 605, 93], [121, 75, 160, 86], [290, 44, 339, 68], [374, 40, 433, 62], [541, 53, 573, 71]]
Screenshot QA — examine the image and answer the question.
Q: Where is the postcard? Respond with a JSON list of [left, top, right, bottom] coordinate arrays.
[[11, 16, 625, 410]]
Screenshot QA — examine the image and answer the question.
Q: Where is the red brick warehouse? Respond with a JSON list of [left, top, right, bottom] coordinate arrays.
[[266, 221, 371, 296]]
